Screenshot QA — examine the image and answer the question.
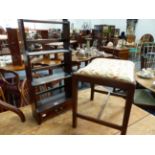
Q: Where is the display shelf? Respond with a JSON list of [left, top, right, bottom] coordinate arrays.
[[36, 85, 65, 96], [27, 49, 69, 56], [18, 19, 72, 124], [37, 92, 71, 113], [31, 63, 64, 72], [27, 38, 62, 44], [32, 72, 71, 86]]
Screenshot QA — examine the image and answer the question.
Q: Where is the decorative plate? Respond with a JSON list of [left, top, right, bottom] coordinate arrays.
[[137, 71, 154, 79]]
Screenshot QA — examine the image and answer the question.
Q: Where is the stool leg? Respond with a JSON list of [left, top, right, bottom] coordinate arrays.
[[72, 76, 78, 128], [121, 103, 132, 135], [121, 89, 135, 135], [90, 83, 95, 101], [113, 88, 116, 92]]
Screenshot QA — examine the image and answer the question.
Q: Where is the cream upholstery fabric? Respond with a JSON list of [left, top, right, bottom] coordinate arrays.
[[75, 58, 135, 84]]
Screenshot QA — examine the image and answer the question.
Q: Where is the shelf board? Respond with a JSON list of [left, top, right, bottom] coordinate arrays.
[[36, 85, 65, 96], [32, 72, 71, 87], [31, 63, 64, 72], [27, 38, 62, 44], [36, 92, 71, 113], [27, 49, 69, 56]]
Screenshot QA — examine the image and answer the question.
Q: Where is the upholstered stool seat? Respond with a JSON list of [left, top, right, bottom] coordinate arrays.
[[76, 58, 135, 83], [72, 58, 136, 135]]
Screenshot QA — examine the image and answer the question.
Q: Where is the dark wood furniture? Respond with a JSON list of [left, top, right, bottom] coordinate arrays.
[[94, 25, 117, 47], [0, 70, 25, 121], [0, 68, 22, 108], [71, 53, 114, 69], [18, 19, 72, 124], [72, 58, 136, 135], [94, 25, 115, 39], [0, 57, 61, 72], [6, 28, 22, 65], [0, 86, 6, 101], [37, 30, 49, 39], [101, 46, 129, 60], [1, 64, 25, 71], [0, 99, 25, 122], [0, 29, 23, 66]]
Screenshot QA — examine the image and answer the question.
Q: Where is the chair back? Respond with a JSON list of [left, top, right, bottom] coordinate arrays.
[[21, 73, 50, 107], [0, 86, 5, 101], [141, 43, 155, 68], [0, 86, 6, 112], [0, 69, 21, 107], [20, 78, 30, 107], [140, 34, 154, 43], [0, 70, 26, 121]]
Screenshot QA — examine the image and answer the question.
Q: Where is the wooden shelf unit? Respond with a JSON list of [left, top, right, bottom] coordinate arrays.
[[18, 19, 72, 124]]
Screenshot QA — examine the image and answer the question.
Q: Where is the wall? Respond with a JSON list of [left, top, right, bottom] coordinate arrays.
[[1, 19, 155, 42], [0, 19, 62, 30], [135, 19, 155, 41], [0, 19, 127, 33], [0, 19, 17, 30]]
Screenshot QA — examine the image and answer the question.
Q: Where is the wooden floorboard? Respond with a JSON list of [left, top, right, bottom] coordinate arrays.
[[0, 88, 152, 135]]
